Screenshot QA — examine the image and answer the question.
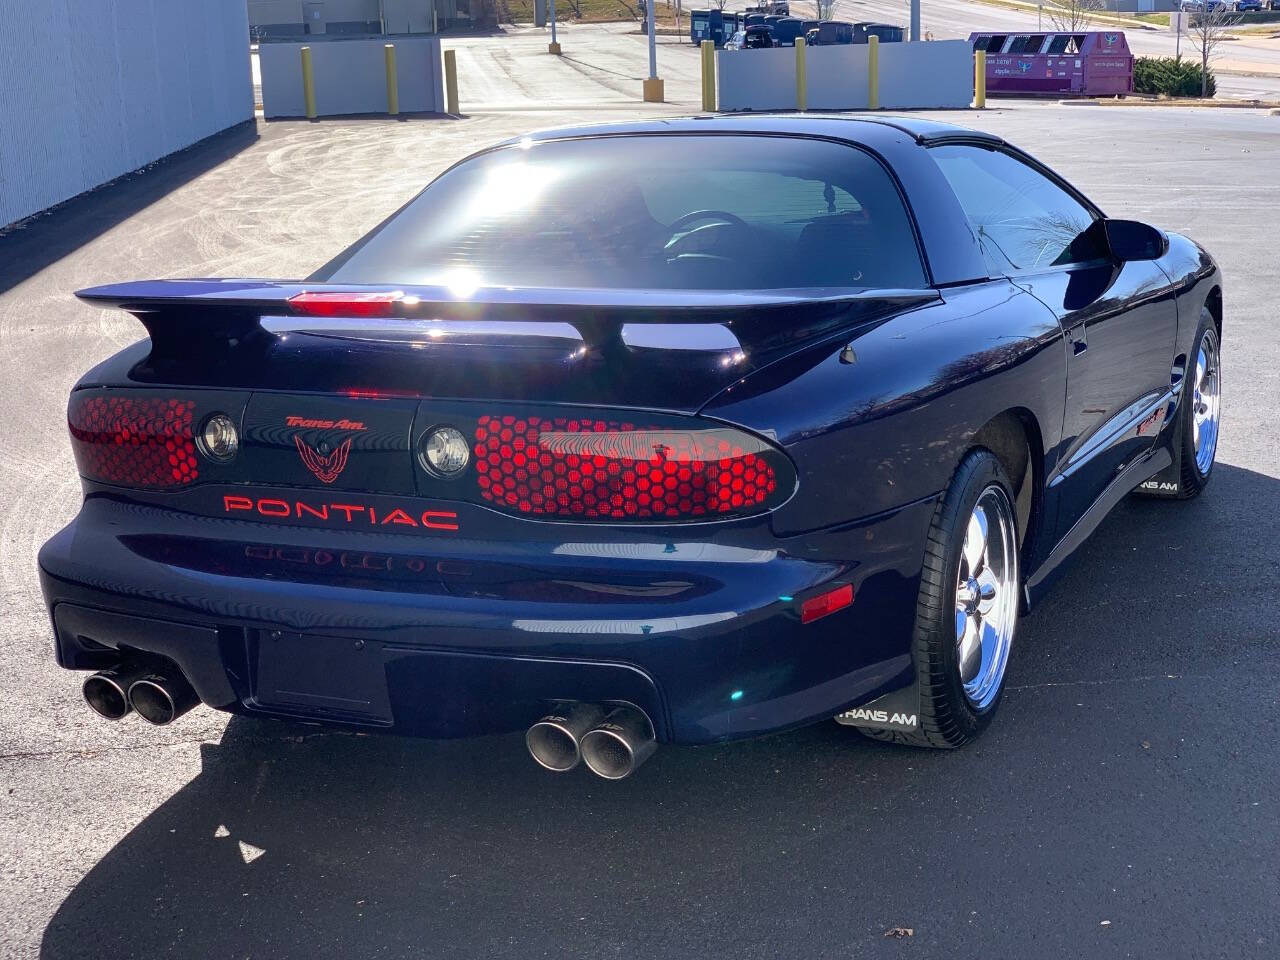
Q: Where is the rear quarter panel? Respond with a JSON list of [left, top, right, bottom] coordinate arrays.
[[703, 281, 1067, 542]]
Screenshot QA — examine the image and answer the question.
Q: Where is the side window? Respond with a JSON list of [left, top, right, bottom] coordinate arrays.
[[930, 144, 1105, 276]]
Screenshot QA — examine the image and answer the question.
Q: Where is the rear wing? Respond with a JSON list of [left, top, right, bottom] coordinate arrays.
[[76, 278, 940, 357]]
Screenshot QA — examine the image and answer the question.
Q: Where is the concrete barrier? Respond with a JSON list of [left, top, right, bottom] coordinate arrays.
[[878, 41, 972, 109], [806, 45, 871, 111], [718, 40, 974, 113], [260, 37, 444, 118], [717, 46, 801, 111]]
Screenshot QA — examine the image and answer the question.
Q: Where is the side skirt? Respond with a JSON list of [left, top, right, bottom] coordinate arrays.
[[1022, 444, 1173, 608]]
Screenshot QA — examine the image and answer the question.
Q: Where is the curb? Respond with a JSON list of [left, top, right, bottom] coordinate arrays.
[[1058, 96, 1280, 109]]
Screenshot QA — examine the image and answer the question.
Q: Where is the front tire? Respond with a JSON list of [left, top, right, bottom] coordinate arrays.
[[861, 449, 1020, 749], [1175, 308, 1221, 499]]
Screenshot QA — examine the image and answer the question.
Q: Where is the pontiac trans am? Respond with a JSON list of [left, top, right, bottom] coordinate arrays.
[[38, 116, 1222, 779]]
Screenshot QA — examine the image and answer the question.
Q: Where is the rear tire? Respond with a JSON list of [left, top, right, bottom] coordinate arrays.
[[1173, 308, 1221, 500], [860, 449, 1020, 749]]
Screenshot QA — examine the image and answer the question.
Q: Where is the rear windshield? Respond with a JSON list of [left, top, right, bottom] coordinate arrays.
[[317, 135, 927, 291]]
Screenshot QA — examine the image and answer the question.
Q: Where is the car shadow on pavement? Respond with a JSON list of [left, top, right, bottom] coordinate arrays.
[[38, 463, 1280, 960], [0, 122, 259, 296]]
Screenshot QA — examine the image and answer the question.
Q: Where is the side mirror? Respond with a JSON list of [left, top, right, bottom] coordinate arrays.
[[1104, 219, 1168, 262]]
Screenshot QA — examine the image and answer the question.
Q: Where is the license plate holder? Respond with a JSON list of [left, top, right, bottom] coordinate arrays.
[[253, 631, 393, 724]]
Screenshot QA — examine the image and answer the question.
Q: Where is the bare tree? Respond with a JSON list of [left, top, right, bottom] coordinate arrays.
[[712, 0, 728, 9], [1184, 5, 1237, 97], [1044, 0, 1104, 32]]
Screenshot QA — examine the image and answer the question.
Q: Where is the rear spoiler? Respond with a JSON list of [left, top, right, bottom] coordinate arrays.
[[76, 279, 941, 355]]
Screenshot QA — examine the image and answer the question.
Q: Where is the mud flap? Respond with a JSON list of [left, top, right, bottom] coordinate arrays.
[[1134, 379, 1187, 499], [1134, 406, 1185, 499], [834, 678, 923, 733], [1133, 445, 1182, 498]]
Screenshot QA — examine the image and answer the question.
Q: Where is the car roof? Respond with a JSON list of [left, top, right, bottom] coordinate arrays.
[[493, 115, 1005, 151]]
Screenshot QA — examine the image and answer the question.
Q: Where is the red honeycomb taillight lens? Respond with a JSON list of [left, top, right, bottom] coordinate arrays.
[[473, 415, 790, 521], [68, 393, 199, 489]]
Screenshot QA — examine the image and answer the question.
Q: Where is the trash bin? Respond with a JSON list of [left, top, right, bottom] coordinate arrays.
[[772, 17, 805, 45], [811, 20, 854, 44], [968, 30, 1134, 96], [690, 9, 711, 44], [853, 22, 905, 43]]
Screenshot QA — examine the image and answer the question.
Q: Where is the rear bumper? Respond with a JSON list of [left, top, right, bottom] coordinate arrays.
[[38, 494, 936, 744]]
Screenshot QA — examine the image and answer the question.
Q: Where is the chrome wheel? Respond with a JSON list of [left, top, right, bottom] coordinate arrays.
[[1192, 327, 1221, 476], [954, 485, 1018, 711]]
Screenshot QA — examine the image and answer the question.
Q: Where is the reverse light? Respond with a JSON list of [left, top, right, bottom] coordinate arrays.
[[287, 290, 404, 318], [799, 584, 854, 624], [68, 393, 199, 489], [198, 413, 239, 462], [472, 415, 791, 521], [420, 425, 471, 479]]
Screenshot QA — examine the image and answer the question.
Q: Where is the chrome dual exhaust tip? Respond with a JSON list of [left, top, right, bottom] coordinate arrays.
[[526, 703, 605, 772], [580, 707, 656, 780], [526, 704, 656, 779], [82, 663, 153, 720], [83, 661, 199, 725]]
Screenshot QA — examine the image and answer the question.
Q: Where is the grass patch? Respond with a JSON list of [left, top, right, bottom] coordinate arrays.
[[503, 0, 687, 25]]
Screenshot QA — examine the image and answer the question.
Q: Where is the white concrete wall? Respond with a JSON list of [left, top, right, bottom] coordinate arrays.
[[717, 46, 798, 111], [717, 40, 973, 112], [260, 37, 444, 117], [807, 44, 870, 111], [878, 40, 972, 109], [0, 0, 254, 229]]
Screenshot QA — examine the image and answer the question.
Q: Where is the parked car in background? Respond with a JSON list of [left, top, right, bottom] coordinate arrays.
[[1179, 0, 1228, 11], [1233, 0, 1262, 10], [727, 24, 776, 48]]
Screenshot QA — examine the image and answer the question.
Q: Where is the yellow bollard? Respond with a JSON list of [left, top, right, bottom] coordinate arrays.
[[444, 48, 459, 115], [974, 50, 987, 109], [867, 35, 879, 110], [701, 40, 716, 112], [795, 36, 807, 112], [300, 45, 317, 119], [384, 44, 399, 116]]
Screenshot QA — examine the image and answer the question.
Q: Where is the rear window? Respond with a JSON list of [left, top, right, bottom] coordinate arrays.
[[318, 135, 927, 291]]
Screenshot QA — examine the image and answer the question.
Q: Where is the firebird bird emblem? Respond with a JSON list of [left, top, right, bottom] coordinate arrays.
[[294, 435, 352, 484]]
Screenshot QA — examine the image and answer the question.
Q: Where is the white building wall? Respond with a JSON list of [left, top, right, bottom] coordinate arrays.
[[0, 0, 254, 229]]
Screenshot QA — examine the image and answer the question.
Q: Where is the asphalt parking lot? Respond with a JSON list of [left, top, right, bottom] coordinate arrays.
[[2, 103, 1278, 959]]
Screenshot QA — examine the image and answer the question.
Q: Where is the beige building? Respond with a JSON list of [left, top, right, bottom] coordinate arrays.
[[247, 0, 474, 38]]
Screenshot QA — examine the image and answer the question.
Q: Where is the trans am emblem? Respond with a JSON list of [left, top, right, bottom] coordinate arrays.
[[294, 435, 352, 484], [1018, 60, 1032, 73]]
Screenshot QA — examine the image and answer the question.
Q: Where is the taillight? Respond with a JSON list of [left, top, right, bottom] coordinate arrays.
[[472, 415, 791, 521], [68, 393, 199, 489]]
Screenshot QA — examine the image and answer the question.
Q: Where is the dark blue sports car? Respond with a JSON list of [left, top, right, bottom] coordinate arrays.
[[39, 116, 1222, 779]]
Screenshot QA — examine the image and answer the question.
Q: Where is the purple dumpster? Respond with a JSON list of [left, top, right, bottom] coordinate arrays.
[[969, 31, 1133, 97]]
